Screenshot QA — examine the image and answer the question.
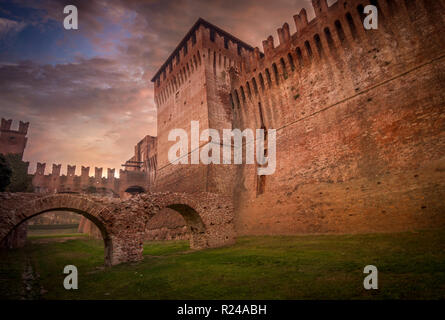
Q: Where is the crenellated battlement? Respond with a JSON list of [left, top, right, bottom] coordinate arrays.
[[151, 18, 258, 108], [31, 162, 122, 195], [33, 163, 117, 178], [0, 118, 29, 159], [227, 0, 445, 128], [0, 118, 29, 134]]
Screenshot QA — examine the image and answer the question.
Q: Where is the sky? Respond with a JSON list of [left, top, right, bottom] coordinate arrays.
[[0, 0, 320, 177]]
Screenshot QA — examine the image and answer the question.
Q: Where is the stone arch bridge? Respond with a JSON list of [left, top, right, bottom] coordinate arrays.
[[0, 192, 235, 266]]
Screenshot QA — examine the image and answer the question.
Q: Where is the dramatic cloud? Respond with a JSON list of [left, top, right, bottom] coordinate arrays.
[[0, 17, 26, 38], [0, 0, 315, 176]]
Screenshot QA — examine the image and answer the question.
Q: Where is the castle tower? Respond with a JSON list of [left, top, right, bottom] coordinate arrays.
[[150, 18, 254, 195], [0, 118, 29, 160]]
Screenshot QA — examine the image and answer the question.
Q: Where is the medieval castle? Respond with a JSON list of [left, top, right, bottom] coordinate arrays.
[[2, 0, 444, 241]]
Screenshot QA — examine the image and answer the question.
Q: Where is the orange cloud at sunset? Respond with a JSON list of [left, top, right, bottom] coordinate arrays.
[[0, 0, 315, 176]]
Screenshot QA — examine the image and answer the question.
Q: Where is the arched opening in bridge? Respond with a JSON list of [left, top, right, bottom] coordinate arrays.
[[145, 203, 207, 250], [1, 208, 112, 266]]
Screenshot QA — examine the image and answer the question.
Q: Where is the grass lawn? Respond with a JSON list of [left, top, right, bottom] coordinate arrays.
[[0, 230, 444, 300], [27, 224, 80, 236]]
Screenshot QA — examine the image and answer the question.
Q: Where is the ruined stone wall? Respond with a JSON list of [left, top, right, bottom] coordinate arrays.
[[144, 208, 189, 241], [229, 0, 445, 234]]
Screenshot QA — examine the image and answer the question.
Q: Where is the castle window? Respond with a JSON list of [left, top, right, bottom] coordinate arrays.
[[224, 37, 229, 49], [257, 175, 266, 195], [234, 90, 241, 108], [210, 29, 215, 42], [237, 44, 241, 55], [304, 41, 313, 59], [287, 53, 295, 71], [183, 43, 188, 55], [176, 54, 180, 64], [280, 58, 288, 79], [259, 73, 265, 91], [347, 12, 358, 37], [246, 81, 252, 98], [252, 77, 259, 95], [192, 32, 196, 45], [314, 34, 323, 56], [272, 63, 279, 85], [240, 86, 246, 102], [324, 27, 335, 50], [265, 68, 272, 86], [197, 50, 202, 65], [229, 93, 235, 109], [258, 102, 265, 129], [296, 47, 303, 66], [335, 20, 346, 43], [213, 51, 216, 72]]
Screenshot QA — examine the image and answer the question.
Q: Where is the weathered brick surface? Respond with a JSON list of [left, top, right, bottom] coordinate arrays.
[[144, 208, 189, 241], [229, 0, 445, 235], [150, 0, 445, 236]]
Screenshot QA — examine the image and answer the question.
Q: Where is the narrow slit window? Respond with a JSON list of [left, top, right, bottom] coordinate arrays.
[[265, 68, 272, 86], [314, 34, 323, 56], [287, 53, 295, 71], [324, 27, 335, 49], [234, 90, 241, 107], [246, 82, 252, 98], [304, 40, 313, 58], [335, 20, 346, 43], [259, 73, 265, 91], [296, 47, 304, 66], [272, 63, 280, 85], [280, 58, 288, 79], [240, 86, 246, 102], [257, 175, 266, 195], [252, 77, 259, 95]]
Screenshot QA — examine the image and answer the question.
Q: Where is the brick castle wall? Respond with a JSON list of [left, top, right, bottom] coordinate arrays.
[[151, 0, 445, 236]]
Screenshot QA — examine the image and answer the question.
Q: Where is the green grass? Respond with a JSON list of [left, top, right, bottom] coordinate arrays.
[[28, 233, 88, 239], [28, 229, 79, 236], [1, 230, 444, 300]]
